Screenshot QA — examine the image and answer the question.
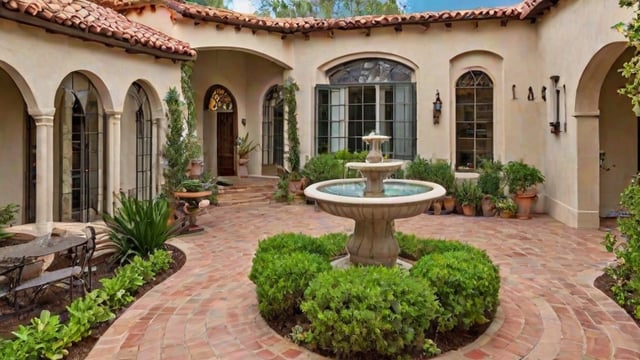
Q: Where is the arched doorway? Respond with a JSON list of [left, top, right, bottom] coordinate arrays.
[[204, 85, 237, 176], [54, 73, 104, 222], [262, 85, 284, 175], [599, 47, 637, 217]]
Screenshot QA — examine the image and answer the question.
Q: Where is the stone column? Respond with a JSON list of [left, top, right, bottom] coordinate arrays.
[[575, 112, 600, 228], [106, 112, 122, 214], [154, 114, 165, 195], [32, 110, 55, 234]]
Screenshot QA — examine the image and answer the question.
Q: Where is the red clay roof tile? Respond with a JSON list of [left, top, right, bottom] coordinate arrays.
[[97, 0, 558, 34], [0, 0, 196, 60]]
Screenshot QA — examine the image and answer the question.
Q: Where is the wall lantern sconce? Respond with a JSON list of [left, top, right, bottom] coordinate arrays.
[[241, 118, 247, 127], [549, 75, 561, 134], [433, 90, 442, 125]]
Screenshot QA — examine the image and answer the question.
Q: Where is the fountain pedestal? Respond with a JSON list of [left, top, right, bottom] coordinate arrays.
[[348, 219, 397, 267]]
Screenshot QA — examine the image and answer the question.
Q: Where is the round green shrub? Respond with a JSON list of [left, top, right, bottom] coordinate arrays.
[[396, 232, 480, 260], [302, 153, 344, 183], [301, 266, 442, 359], [249, 232, 347, 282], [411, 250, 500, 332], [254, 252, 331, 321]]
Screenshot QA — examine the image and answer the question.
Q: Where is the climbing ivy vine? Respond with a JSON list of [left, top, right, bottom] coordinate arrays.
[[616, 0, 640, 113], [283, 77, 301, 174], [181, 62, 200, 160]]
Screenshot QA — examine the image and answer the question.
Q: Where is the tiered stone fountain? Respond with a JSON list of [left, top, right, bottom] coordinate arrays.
[[304, 134, 445, 267]]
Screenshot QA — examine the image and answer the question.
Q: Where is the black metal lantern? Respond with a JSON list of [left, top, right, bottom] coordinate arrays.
[[433, 90, 442, 125]]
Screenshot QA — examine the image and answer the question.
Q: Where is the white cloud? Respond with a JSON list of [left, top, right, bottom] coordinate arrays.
[[230, 0, 256, 14]]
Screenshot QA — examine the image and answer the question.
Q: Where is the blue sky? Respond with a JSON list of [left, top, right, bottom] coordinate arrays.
[[406, 0, 520, 12], [230, 1, 522, 14]]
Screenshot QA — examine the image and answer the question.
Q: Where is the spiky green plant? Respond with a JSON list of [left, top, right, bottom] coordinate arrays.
[[103, 193, 183, 264]]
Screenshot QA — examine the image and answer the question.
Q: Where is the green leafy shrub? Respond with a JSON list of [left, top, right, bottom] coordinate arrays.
[[411, 250, 500, 331], [477, 160, 503, 197], [249, 232, 346, 282], [0, 250, 172, 359], [503, 160, 545, 194], [103, 193, 182, 264], [405, 155, 431, 181], [396, 232, 478, 260], [604, 174, 640, 319], [302, 153, 344, 184], [272, 175, 293, 203], [0, 203, 19, 240], [301, 266, 442, 358], [428, 160, 455, 194], [254, 252, 331, 321]]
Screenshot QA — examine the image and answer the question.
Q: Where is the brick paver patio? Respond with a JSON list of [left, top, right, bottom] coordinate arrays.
[[86, 203, 640, 360]]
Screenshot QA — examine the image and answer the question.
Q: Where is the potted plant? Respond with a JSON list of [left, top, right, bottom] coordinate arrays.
[[0, 203, 19, 240], [236, 133, 260, 178], [456, 180, 482, 216], [428, 160, 455, 214], [173, 178, 215, 232], [503, 160, 545, 219], [495, 196, 517, 218], [477, 160, 504, 217]]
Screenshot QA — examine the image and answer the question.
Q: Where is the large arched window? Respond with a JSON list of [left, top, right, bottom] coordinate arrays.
[[316, 58, 416, 159], [262, 85, 284, 168], [455, 70, 493, 170], [127, 82, 153, 200], [55, 73, 104, 222]]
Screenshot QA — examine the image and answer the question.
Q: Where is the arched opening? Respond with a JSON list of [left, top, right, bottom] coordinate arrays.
[[262, 85, 284, 175], [203, 85, 237, 176], [317, 58, 416, 159], [455, 70, 494, 170], [599, 48, 637, 217], [54, 73, 105, 222], [122, 82, 153, 200], [0, 66, 30, 223]]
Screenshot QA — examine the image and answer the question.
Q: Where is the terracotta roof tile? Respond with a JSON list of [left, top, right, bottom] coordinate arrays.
[[0, 0, 196, 60], [97, 0, 556, 35]]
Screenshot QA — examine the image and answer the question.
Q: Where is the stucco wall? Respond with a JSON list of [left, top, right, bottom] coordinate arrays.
[[535, 0, 632, 227], [0, 69, 26, 222]]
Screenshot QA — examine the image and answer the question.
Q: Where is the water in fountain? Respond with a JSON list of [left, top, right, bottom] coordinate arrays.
[[304, 135, 446, 267]]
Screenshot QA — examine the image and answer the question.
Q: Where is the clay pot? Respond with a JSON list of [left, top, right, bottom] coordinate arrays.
[[515, 191, 537, 219], [443, 196, 455, 212], [481, 196, 496, 217], [499, 210, 514, 218], [433, 200, 443, 215], [462, 204, 476, 216]]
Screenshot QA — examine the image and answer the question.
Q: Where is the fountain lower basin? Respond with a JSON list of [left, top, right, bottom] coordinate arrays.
[[304, 178, 445, 267]]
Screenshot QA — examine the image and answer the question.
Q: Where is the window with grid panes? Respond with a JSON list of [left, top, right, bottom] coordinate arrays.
[[455, 70, 493, 170], [316, 59, 415, 159]]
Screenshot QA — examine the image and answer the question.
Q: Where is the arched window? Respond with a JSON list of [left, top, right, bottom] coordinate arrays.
[[56, 73, 104, 222], [262, 85, 284, 168], [127, 82, 153, 200], [455, 70, 493, 170], [317, 58, 415, 159]]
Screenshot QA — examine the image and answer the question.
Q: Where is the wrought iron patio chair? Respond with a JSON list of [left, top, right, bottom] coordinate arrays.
[[0, 256, 26, 306], [14, 226, 96, 304]]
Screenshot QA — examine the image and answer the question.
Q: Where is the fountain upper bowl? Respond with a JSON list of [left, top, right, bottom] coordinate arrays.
[[304, 178, 446, 220]]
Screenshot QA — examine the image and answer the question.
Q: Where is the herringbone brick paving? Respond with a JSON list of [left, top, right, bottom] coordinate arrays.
[[86, 202, 640, 360]]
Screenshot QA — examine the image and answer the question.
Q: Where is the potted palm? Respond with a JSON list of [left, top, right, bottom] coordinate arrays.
[[236, 133, 260, 177], [503, 160, 545, 219], [456, 180, 482, 216]]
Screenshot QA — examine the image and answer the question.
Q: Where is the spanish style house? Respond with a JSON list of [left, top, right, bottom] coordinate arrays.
[[0, 0, 634, 230]]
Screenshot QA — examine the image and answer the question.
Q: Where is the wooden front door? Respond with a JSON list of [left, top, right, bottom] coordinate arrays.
[[217, 112, 236, 176]]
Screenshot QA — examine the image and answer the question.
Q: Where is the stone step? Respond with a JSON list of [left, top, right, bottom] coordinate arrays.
[[215, 177, 278, 207]]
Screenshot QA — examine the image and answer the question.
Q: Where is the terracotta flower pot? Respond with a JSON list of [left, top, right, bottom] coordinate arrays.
[[515, 191, 537, 219], [433, 200, 443, 215], [462, 204, 476, 216], [443, 196, 455, 212], [499, 210, 514, 218], [481, 196, 496, 217]]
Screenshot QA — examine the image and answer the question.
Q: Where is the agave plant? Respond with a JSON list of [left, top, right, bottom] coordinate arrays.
[[103, 193, 183, 264]]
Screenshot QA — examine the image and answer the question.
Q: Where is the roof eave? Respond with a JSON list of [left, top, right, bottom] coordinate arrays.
[[0, 7, 196, 62]]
